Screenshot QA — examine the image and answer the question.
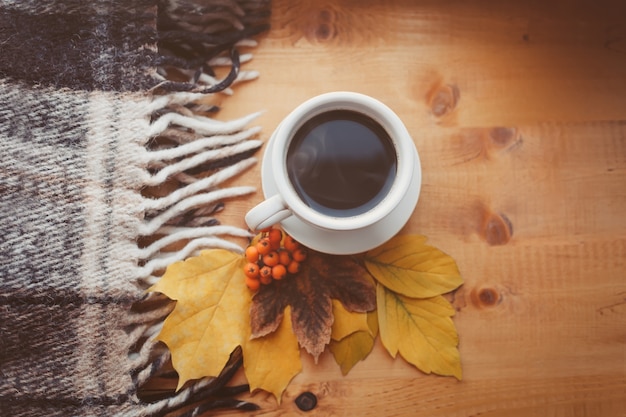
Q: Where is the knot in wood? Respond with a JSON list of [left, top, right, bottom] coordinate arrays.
[[428, 83, 460, 117], [478, 288, 499, 306], [470, 287, 502, 309], [295, 391, 318, 411], [483, 212, 513, 246], [313, 8, 336, 42], [490, 127, 518, 147], [315, 22, 333, 41]]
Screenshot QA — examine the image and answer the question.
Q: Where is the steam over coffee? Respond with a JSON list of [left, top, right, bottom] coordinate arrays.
[[286, 110, 397, 217]]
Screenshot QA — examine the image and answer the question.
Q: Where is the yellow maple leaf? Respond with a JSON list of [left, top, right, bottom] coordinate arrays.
[[329, 310, 379, 375], [365, 235, 463, 298], [377, 284, 462, 379], [330, 299, 371, 341], [366, 308, 379, 337], [329, 330, 375, 376], [242, 306, 302, 403], [149, 249, 251, 390]]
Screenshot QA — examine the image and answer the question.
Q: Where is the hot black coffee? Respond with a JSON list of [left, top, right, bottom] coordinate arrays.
[[286, 110, 397, 217]]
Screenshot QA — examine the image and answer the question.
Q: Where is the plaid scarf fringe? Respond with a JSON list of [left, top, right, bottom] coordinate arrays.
[[127, 1, 271, 414]]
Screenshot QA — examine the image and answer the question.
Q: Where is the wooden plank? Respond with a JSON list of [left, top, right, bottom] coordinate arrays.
[[198, 0, 626, 415], [222, 374, 624, 416], [217, 0, 626, 127]]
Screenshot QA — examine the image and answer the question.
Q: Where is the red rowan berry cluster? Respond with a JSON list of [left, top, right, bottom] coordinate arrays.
[[243, 226, 307, 291]]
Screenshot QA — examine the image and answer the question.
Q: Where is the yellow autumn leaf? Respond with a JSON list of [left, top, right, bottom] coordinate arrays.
[[149, 249, 251, 390], [366, 308, 379, 337], [329, 330, 375, 375], [243, 306, 302, 403], [329, 310, 379, 375], [331, 299, 370, 341], [377, 284, 462, 379], [365, 235, 463, 298]]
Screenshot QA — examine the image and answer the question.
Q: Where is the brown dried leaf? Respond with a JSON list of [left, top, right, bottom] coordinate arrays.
[[250, 251, 376, 361]]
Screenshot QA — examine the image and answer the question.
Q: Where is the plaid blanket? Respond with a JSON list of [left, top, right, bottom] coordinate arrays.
[[0, 1, 269, 415]]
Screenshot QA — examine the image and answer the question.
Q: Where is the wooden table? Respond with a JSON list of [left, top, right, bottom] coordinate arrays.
[[211, 0, 626, 415]]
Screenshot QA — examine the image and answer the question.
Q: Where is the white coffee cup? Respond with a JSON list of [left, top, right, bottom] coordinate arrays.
[[245, 91, 421, 254]]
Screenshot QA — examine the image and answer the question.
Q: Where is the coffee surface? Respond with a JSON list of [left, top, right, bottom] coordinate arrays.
[[286, 110, 397, 217]]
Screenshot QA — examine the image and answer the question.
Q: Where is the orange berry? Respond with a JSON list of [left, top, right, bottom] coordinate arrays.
[[292, 248, 307, 262], [245, 275, 260, 291], [270, 238, 281, 251], [244, 262, 259, 279], [256, 238, 271, 255], [284, 234, 300, 252], [268, 228, 283, 244], [272, 264, 287, 280], [245, 246, 259, 263], [259, 266, 273, 284], [287, 260, 301, 274], [259, 265, 272, 277], [263, 251, 279, 267], [278, 250, 292, 266]]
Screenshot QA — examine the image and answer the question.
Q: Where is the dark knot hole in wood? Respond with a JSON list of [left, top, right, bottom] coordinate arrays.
[[295, 391, 318, 411], [470, 287, 502, 309]]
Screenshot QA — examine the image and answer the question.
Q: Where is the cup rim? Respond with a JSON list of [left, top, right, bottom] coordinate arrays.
[[270, 91, 415, 231]]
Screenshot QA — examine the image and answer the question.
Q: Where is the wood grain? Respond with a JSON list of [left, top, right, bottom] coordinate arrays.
[[203, 0, 626, 415]]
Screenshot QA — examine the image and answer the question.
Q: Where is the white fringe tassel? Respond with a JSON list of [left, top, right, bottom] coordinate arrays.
[[129, 61, 265, 414]]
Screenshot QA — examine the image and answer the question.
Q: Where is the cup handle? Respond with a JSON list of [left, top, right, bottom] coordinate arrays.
[[245, 194, 293, 231]]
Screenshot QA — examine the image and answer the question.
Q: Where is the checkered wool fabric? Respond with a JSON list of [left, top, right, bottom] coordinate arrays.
[[0, 1, 269, 415]]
